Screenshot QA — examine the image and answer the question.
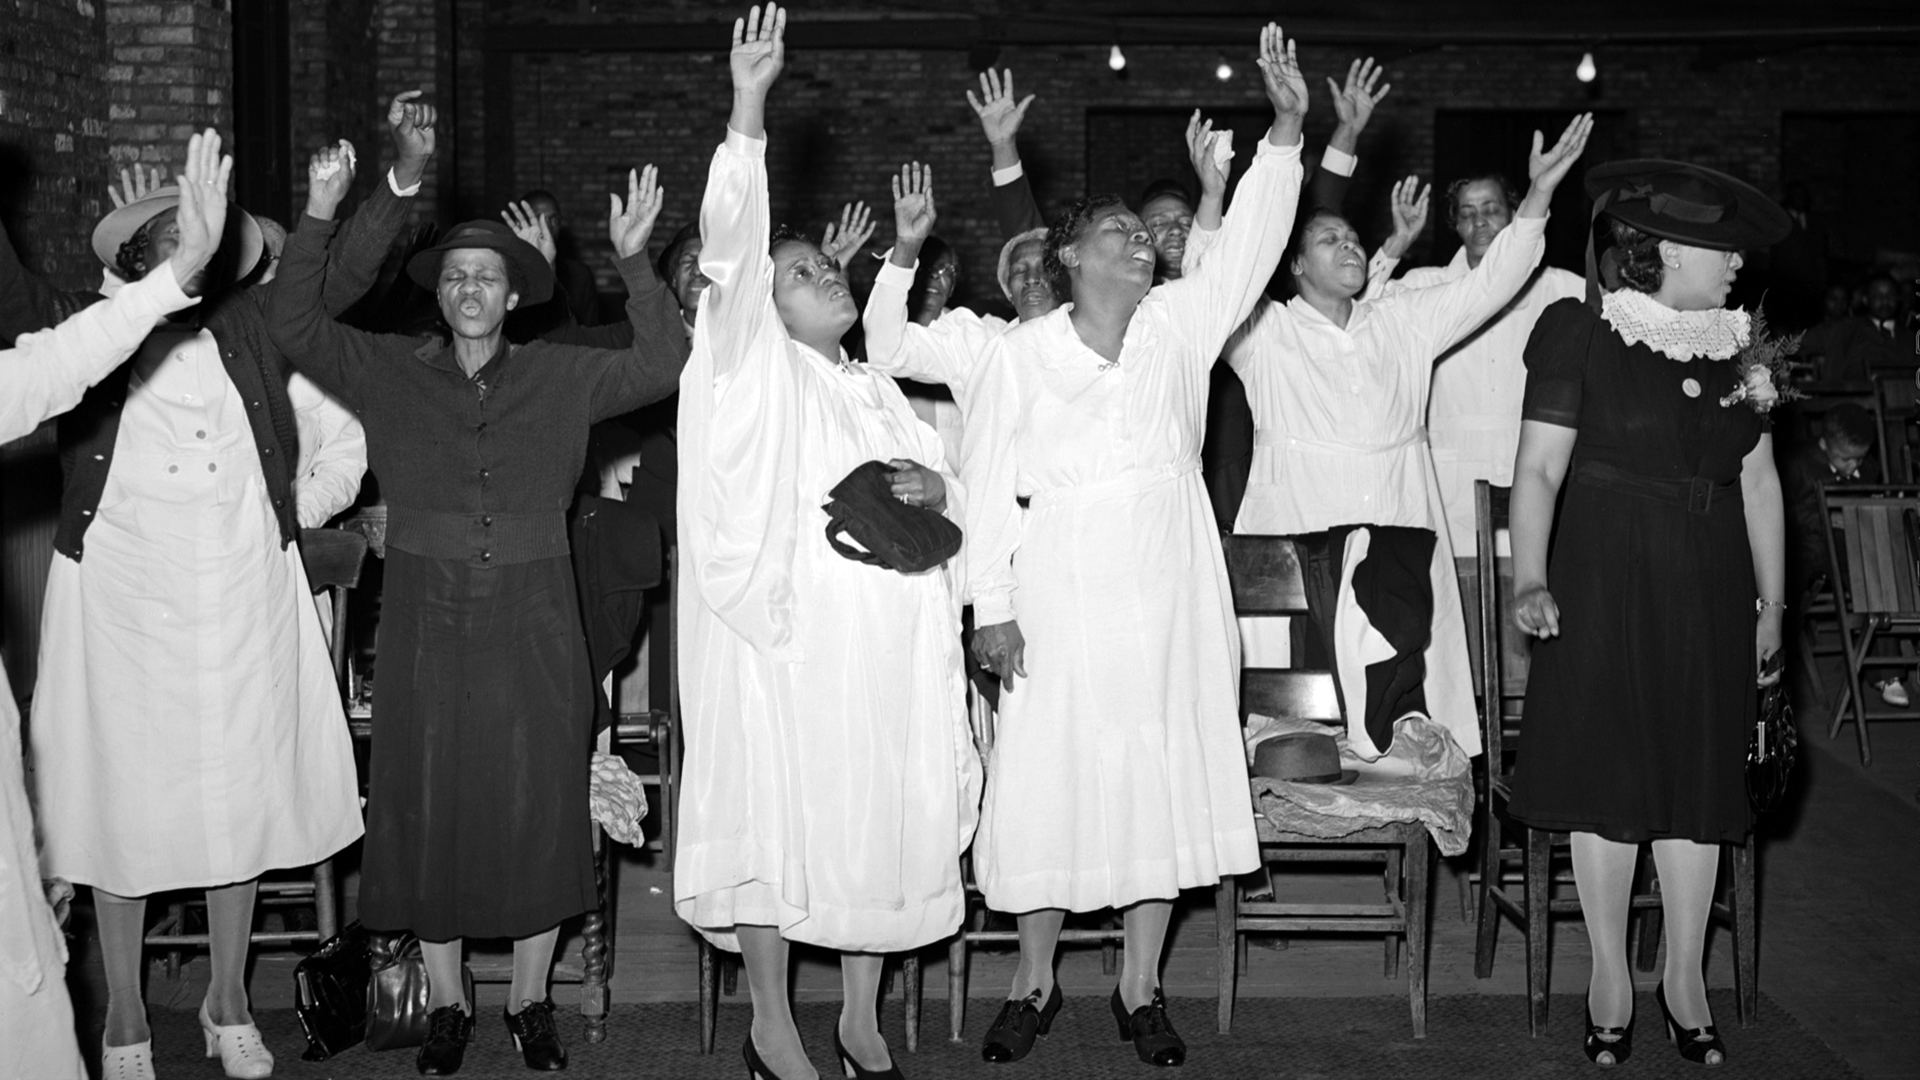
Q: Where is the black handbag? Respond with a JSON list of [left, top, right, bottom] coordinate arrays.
[[364, 930, 475, 1052], [1746, 667, 1798, 817], [822, 460, 963, 573], [292, 922, 371, 1061]]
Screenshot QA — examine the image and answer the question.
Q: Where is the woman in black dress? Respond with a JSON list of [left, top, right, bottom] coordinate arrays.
[[1507, 160, 1790, 1069], [269, 147, 688, 1075]]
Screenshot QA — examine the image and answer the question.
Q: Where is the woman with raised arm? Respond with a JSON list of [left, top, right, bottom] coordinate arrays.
[[672, 8, 978, 1080], [267, 147, 688, 1075], [961, 25, 1306, 1070], [1507, 161, 1790, 1069]]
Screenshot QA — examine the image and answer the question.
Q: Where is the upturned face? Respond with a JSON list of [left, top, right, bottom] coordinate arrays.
[[436, 248, 519, 338], [1658, 241, 1743, 312], [913, 250, 959, 323], [1452, 179, 1513, 263], [1291, 213, 1369, 301], [1005, 237, 1055, 322], [1063, 205, 1157, 301], [771, 239, 857, 344], [1141, 193, 1194, 278], [669, 236, 709, 315]]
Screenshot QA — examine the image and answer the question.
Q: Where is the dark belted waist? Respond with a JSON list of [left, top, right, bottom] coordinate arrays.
[[386, 505, 569, 567], [1571, 459, 1740, 516]]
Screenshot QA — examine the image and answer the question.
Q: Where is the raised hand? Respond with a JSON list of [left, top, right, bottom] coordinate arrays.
[[108, 163, 168, 209], [1526, 113, 1594, 199], [820, 201, 876, 271], [166, 129, 233, 295], [1328, 57, 1391, 136], [1380, 174, 1431, 258], [730, 4, 786, 98], [502, 200, 557, 266], [891, 163, 937, 247], [607, 165, 664, 260], [304, 140, 358, 221], [1257, 24, 1309, 146], [1185, 110, 1230, 200], [967, 68, 1035, 149]]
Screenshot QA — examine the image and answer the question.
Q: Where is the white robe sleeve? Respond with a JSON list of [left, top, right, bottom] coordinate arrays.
[[1154, 135, 1304, 365], [959, 336, 1024, 625], [678, 127, 805, 659], [1390, 215, 1548, 360], [860, 257, 997, 403], [0, 270, 194, 443], [289, 373, 367, 529]]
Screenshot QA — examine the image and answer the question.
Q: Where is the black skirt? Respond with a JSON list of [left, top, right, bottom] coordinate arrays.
[[358, 549, 598, 940]]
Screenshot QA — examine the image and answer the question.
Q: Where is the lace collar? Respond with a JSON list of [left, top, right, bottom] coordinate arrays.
[[1600, 288, 1750, 361]]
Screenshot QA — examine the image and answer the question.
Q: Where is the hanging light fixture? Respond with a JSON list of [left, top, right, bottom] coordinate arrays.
[[1109, 44, 1127, 72], [1576, 51, 1598, 83], [1215, 55, 1234, 81]]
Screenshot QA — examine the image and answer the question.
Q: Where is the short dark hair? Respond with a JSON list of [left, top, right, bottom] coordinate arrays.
[[656, 221, 700, 283], [1444, 174, 1520, 228], [1138, 178, 1194, 212], [1606, 217, 1665, 294], [115, 226, 151, 282], [521, 188, 559, 208], [1045, 193, 1129, 285], [1280, 207, 1350, 296], [914, 235, 956, 287], [1824, 403, 1876, 450]]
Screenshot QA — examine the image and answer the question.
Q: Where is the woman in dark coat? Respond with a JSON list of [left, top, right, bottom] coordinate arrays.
[[269, 148, 688, 1075], [1507, 160, 1791, 1069]]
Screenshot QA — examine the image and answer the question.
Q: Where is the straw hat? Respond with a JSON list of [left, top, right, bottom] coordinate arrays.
[[91, 187, 264, 279]]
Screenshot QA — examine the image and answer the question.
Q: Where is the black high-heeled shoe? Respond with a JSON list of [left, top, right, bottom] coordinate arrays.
[[1583, 1000, 1634, 1068], [503, 997, 567, 1071], [1655, 982, 1726, 1066], [980, 983, 1063, 1064], [416, 1005, 474, 1076], [833, 1027, 904, 1080], [1110, 987, 1185, 1068], [744, 1035, 808, 1080]]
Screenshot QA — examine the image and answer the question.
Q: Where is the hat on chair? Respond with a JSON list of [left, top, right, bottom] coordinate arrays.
[[1251, 731, 1358, 785]]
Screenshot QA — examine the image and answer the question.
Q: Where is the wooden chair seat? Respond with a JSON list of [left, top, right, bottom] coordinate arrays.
[[1820, 485, 1920, 763]]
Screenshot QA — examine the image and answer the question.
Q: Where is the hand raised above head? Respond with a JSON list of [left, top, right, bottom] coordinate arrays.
[[1185, 111, 1229, 199], [305, 140, 358, 220], [1527, 113, 1594, 195], [967, 68, 1035, 148], [890, 163, 937, 247], [388, 88, 437, 162], [730, 4, 787, 97], [501, 200, 557, 266], [1328, 57, 1391, 134], [108, 163, 168, 210], [1257, 24, 1308, 122], [608, 164, 664, 260], [820, 201, 876, 271], [167, 129, 233, 295], [1379, 175, 1431, 259]]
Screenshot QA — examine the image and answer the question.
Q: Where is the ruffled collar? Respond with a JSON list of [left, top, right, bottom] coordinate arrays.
[[1600, 288, 1750, 361]]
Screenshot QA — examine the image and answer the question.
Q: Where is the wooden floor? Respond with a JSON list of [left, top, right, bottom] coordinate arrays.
[[107, 712, 1920, 1080]]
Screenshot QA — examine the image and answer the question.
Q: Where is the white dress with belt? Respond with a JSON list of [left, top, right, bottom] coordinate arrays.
[[31, 321, 361, 897], [963, 134, 1302, 914]]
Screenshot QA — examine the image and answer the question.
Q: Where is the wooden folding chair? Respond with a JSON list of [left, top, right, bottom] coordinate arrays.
[[1468, 481, 1757, 1034], [1214, 535, 1433, 1038], [1819, 484, 1920, 763]]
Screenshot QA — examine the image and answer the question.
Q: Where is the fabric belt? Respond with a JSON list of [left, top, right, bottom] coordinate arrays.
[[1255, 426, 1428, 455], [386, 505, 569, 566], [1571, 460, 1739, 516], [1029, 460, 1199, 510]]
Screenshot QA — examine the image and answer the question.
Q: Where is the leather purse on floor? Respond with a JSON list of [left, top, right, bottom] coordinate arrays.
[[293, 921, 370, 1061], [365, 930, 476, 1052]]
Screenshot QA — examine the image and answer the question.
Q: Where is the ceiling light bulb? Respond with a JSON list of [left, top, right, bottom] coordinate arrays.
[[1576, 51, 1598, 83], [1109, 44, 1127, 72], [1215, 59, 1233, 81]]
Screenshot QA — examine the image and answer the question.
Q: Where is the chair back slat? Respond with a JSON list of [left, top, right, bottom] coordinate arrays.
[[299, 528, 369, 592], [1221, 534, 1310, 616], [1241, 668, 1341, 725], [1823, 486, 1920, 617]]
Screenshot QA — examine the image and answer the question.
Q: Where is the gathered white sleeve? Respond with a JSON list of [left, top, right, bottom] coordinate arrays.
[[959, 336, 1024, 625], [678, 127, 805, 659], [1393, 214, 1547, 359], [0, 270, 194, 443], [1156, 135, 1303, 364], [860, 257, 1000, 405], [289, 373, 367, 528]]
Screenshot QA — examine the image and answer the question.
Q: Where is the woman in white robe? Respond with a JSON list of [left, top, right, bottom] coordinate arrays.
[[962, 25, 1306, 1070], [673, 9, 978, 1080]]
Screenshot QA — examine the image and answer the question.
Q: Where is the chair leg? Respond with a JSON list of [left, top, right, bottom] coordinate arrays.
[[1730, 841, 1758, 1027], [1798, 615, 1826, 698], [1524, 828, 1552, 1038], [1383, 846, 1402, 978], [947, 932, 968, 1043], [723, 953, 739, 996], [698, 940, 717, 1054], [311, 858, 338, 940], [1635, 858, 1664, 974], [1405, 830, 1432, 1039], [1101, 913, 1119, 975], [581, 833, 610, 1044], [1474, 809, 1502, 979], [1216, 877, 1239, 1034], [903, 953, 922, 1053]]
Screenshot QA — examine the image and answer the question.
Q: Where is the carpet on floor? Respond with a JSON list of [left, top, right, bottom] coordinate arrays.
[[114, 991, 1857, 1079]]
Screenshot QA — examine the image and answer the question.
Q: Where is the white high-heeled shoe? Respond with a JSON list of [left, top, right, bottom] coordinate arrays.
[[200, 1000, 275, 1079], [101, 1037, 155, 1080]]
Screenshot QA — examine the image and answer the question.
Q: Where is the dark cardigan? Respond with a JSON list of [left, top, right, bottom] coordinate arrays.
[[0, 183, 415, 560], [267, 213, 689, 568]]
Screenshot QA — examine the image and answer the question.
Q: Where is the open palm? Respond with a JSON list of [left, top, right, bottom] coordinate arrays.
[[1529, 113, 1595, 194], [608, 165, 664, 260], [891, 162, 937, 245], [1257, 24, 1308, 119], [730, 4, 786, 96]]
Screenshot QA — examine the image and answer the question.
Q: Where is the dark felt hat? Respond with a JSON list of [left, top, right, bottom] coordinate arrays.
[[1581, 159, 1791, 310], [1252, 731, 1358, 786], [405, 219, 555, 305]]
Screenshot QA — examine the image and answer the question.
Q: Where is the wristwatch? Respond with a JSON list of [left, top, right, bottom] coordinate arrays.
[[1756, 598, 1787, 613]]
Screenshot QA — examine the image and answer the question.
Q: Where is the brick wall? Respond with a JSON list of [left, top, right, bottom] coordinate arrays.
[[0, 0, 111, 292], [106, 0, 232, 173]]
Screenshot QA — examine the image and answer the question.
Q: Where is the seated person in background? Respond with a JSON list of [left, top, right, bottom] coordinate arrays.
[[1801, 273, 1908, 383]]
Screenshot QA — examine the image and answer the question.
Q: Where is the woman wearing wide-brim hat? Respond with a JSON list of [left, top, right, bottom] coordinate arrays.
[[1506, 159, 1791, 1069], [267, 146, 689, 1075]]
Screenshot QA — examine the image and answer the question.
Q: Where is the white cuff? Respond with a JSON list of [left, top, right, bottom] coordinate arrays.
[[1320, 145, 1357, 177], [724, 126, 768, 157], [874, 255, 917, 290], [387, 169, 422, 197], [972, 592, 1016, 626], [991, 162, 1025, 187]]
